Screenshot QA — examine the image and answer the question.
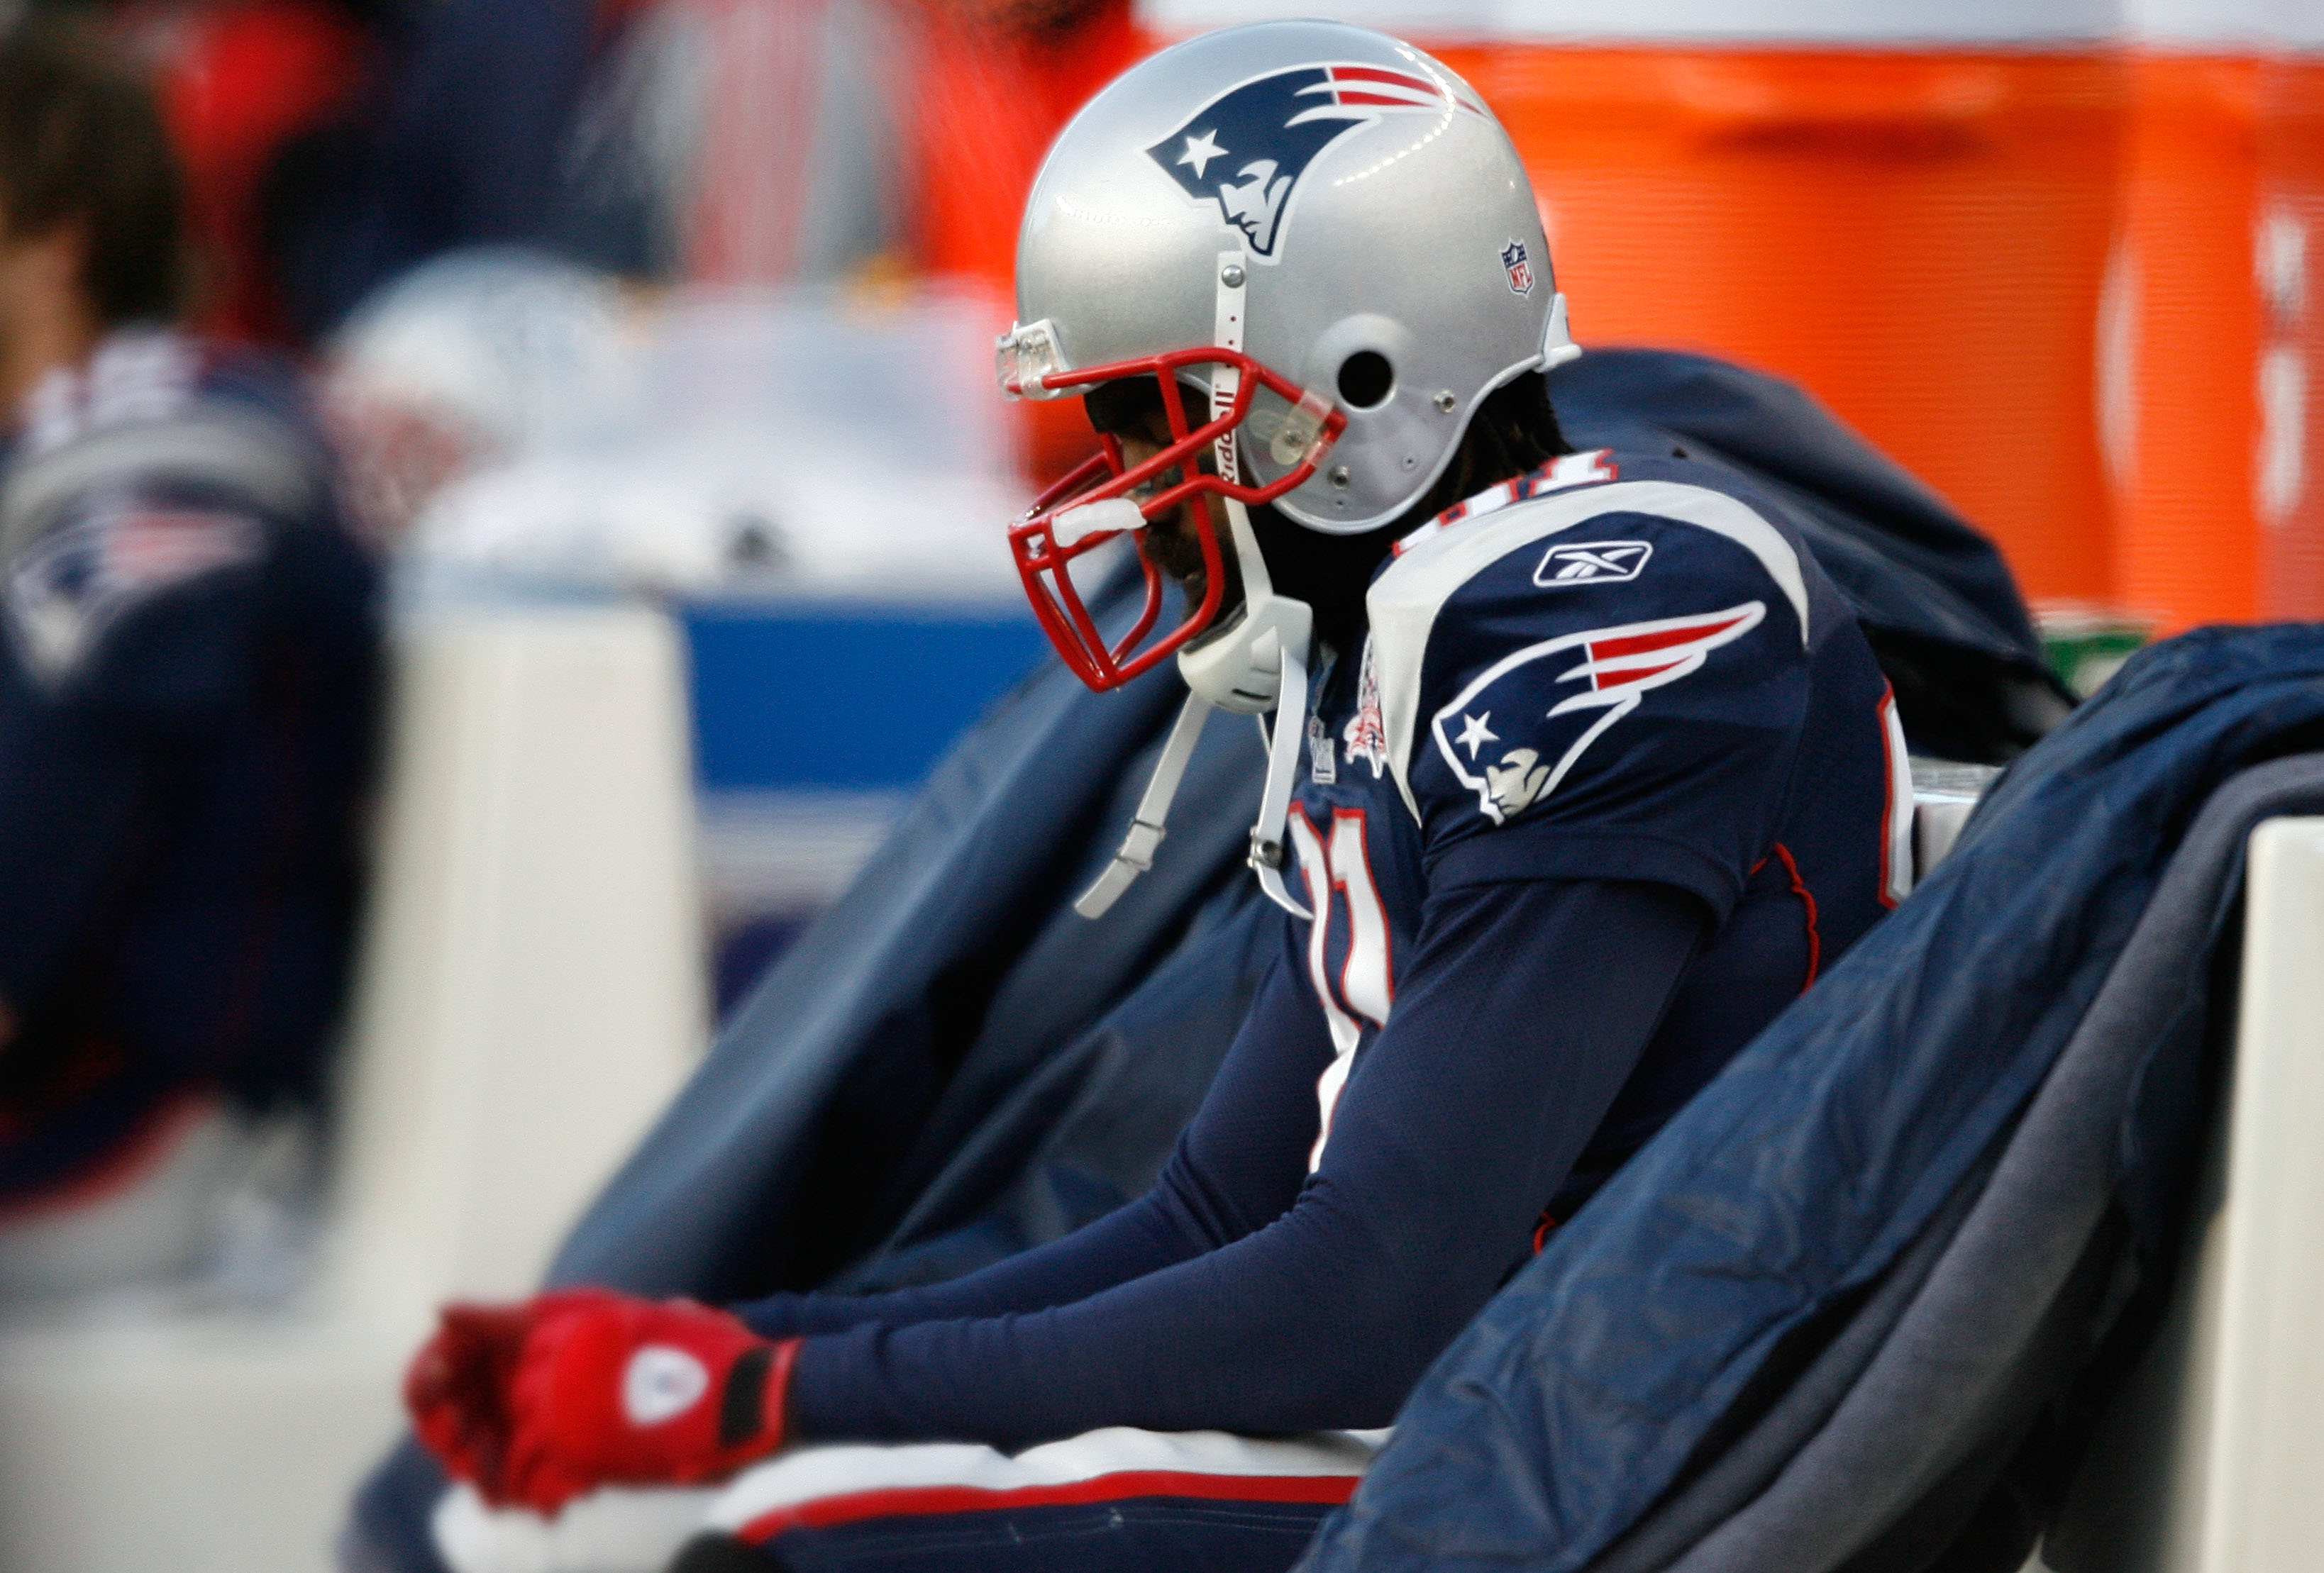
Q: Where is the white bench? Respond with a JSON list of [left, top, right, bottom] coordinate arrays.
[[0, 605, 706, 1573], [2042, 816, 2324, 1571]]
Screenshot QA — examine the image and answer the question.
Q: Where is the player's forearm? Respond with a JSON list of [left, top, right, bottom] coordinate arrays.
[[773, 879, 1708, 1448], [729, 1186, 1203, 1339], [734, 947, 1335, 1341], [781, 1236, 1413, 1446]]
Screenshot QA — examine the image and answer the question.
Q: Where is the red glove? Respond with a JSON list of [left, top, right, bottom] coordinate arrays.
[[404, 1289, 800, 1514]]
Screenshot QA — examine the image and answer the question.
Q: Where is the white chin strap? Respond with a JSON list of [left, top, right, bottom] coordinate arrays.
[[1073, 686, 1215, 919], [1075, 248, 1317, 923], [1244, 628, 1312, 920]]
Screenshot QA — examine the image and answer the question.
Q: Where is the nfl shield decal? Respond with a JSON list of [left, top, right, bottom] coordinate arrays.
[[1148, 62, 1478, 257], [1431, 602, 1765, 823], [1501, 240, 1535, 296]]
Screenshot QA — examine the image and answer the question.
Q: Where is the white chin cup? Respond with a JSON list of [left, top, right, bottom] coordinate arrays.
[[1178, 594, 1312, 714], [1051, 496, 1145, 547]]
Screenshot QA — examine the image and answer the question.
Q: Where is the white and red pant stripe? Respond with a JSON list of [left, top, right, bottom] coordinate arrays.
[[433, 1427, 1381, 1573]]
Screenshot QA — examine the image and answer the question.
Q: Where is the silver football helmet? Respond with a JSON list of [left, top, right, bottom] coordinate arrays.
[[1000, 20, 1578, 923], [999, 19, 1576, 694]]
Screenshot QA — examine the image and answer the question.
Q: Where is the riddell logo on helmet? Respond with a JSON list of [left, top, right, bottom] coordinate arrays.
[[1146, 62, 1482, 257]]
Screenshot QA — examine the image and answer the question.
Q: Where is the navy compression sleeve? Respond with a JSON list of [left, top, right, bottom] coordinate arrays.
[[782, 877, 1707, 1446], [731, 949, 1337, 1340]]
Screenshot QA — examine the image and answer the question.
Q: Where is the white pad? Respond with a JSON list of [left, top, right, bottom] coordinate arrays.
[[432, 1482, 721, 1573], [707, 1425, 1383, 1545]]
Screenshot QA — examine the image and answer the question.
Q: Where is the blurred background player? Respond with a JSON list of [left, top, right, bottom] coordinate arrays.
[[395, 23, 1913, 1573], [0, 16, 380, 1299]]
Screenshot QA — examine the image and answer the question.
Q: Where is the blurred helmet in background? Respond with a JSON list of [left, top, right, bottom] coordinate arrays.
[[321, 249, 629, 543]]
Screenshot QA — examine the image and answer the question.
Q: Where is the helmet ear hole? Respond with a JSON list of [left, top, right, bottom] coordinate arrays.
[[1336, 350, 1395, 411]]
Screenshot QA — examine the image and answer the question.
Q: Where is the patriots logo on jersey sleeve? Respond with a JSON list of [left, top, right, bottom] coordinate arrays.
[[1147, 62, 1479, 257], [7, 501, 260, 683], [1430, 602, 1765, 823]]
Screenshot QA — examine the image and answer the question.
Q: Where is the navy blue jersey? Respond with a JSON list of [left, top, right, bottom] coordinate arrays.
[[732, 446, 1905, 1447], [0, 330, 380, 1199], [1292, 446, 1908, 1205]]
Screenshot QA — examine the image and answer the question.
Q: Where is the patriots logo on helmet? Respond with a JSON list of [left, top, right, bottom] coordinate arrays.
[[1147, 62, 1479, 258], [1431, 601, 1766, 823]]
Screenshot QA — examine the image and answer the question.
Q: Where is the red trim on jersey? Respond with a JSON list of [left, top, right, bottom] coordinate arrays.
[[1532, 1209, 1559, 1253], [736, 1469, 1362, 1544], [1769, 843, 1822, 992], [1874, 682, 1905, 910], [1329, 807, 1394, 1025], [0, 1091, 210, 1225]]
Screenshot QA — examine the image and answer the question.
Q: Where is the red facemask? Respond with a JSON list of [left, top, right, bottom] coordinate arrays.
[[1003, 346, 1344, 692]]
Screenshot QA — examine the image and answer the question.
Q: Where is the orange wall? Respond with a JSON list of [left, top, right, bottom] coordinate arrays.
[[2110, 55, 2266, 630], [2255, 55, 2324, 622], [903, 1, 1146, 482], [1437, 45, 2123, 610], [2104, 50, 2323, 632]]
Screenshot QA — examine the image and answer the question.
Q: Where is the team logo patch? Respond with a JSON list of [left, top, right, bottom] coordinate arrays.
[[1501, 239, 1535, 296], [1342, 635, 1389, 778], [1307, 713, 1337, 784], [8, 503, 260, 684], [1148, 62, 1478, 258], [1534, 539, 1651, 588], [1432, 602, 1765, 823], [622, 1345, 709, 1428]]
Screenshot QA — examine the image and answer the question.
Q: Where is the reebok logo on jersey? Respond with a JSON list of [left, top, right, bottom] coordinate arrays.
[[623, 1345, 709, 1428], [1534, 539, 1651, 588], [1430, 601, 1766, 823]]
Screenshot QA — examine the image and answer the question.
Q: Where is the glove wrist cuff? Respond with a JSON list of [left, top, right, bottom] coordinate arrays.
[[716, 1335, 802, 1460]]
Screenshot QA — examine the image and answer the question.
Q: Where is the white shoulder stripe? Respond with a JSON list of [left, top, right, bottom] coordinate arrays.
[[1365, 479, 1811, 820]]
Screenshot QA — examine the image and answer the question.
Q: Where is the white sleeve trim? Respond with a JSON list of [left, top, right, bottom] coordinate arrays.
[[707, 1428, 1382, 1534], [1366, 479, 1812, 819]]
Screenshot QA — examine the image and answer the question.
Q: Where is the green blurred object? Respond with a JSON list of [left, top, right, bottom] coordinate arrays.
[[2037, 606, 2153, 699]]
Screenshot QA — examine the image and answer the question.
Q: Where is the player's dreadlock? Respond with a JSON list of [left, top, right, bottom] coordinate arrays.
[[1256, 370, 1571, 652], [1087, 367, 1571, 655]]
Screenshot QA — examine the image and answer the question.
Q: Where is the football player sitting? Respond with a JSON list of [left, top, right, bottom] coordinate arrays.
[[0, 19, 378, 1296], [405, 21, 1913, 1573]]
